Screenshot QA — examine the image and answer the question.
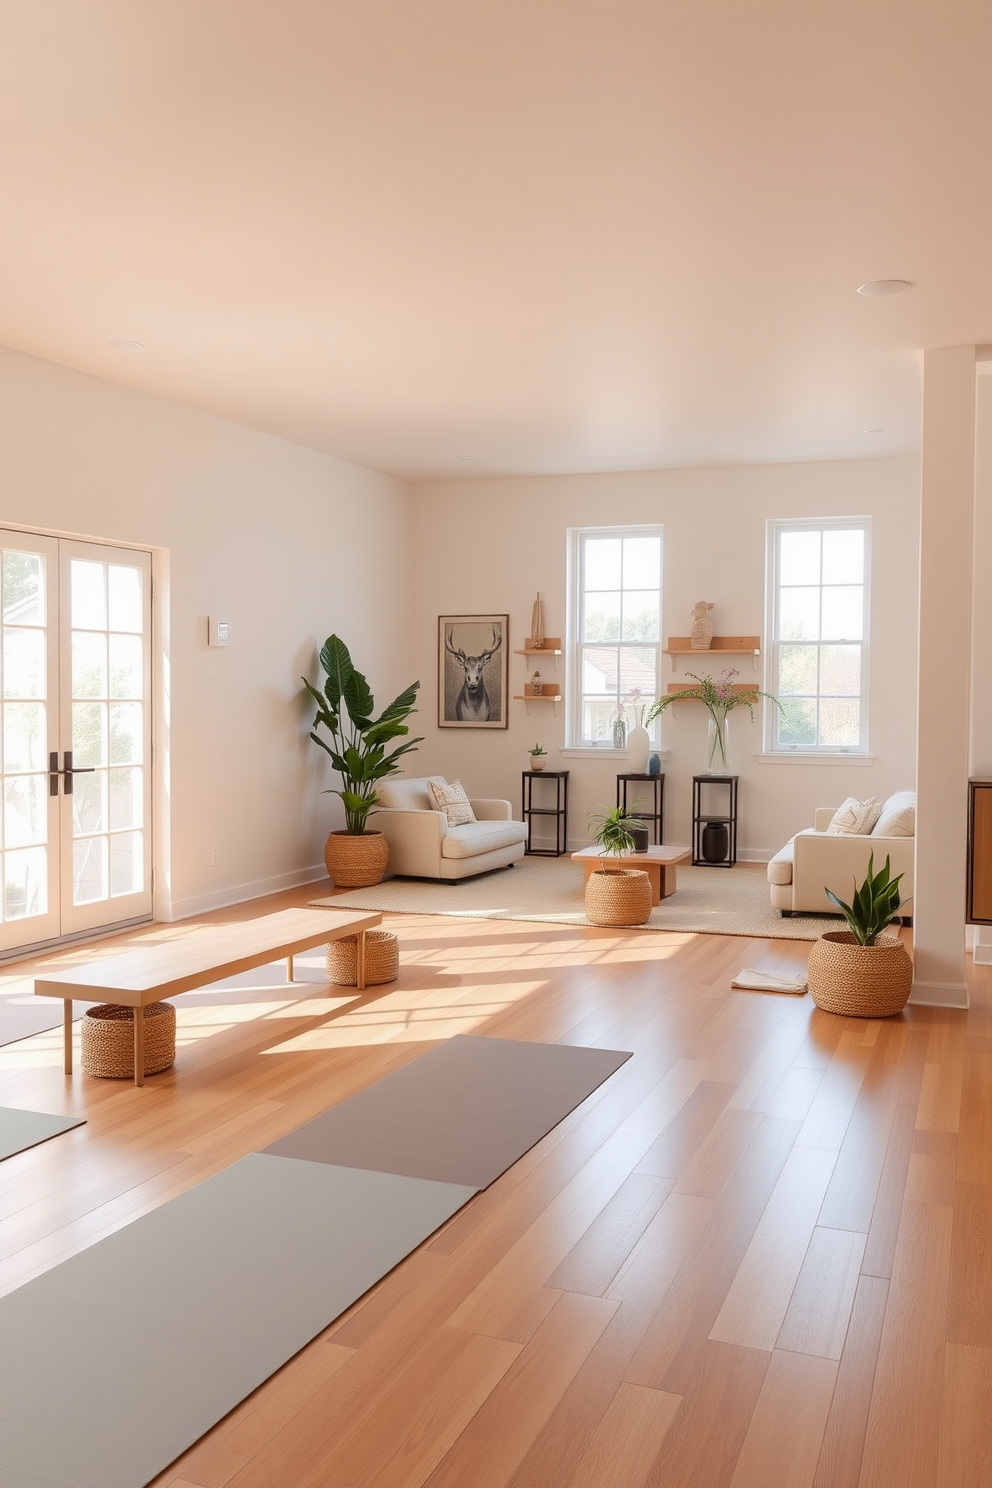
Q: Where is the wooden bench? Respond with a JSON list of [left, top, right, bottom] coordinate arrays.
[[34, 907, 382, 1087]]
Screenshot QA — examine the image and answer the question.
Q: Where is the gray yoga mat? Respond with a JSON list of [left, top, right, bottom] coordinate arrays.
[[0, 1106, 84, 1161], [264, 1034, 632, 1188], [0, 1153, 474, 1488]]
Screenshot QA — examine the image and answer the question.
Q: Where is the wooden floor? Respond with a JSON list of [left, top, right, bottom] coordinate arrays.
[[0, 883, 988, 1488]]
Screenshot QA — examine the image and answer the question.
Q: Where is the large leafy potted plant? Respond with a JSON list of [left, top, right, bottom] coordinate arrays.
[[303, 635, 422, 887], [583, 805, 652, 926], [807, 853, 913, 1017]]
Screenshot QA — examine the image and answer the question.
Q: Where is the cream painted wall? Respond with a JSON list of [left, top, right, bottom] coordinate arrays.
[[0, 344, 413, 919], [411, 458, 920, 857]]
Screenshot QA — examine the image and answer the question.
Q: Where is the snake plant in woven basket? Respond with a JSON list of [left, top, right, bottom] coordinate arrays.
[[824, 853, 910, 946]]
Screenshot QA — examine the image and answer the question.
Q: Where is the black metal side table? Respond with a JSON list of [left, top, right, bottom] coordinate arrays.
[[691, 774, 739, 866], [616, 773, 665, 844], [521, 770, 569, 856]]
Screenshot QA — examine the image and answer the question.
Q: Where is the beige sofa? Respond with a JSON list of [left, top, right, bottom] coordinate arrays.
[[767, 793, 915, 917], [374, 775, 528, 881]]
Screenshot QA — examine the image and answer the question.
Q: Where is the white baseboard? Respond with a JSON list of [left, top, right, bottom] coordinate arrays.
[[167, 864, 329, 922], [909, 978, 970, 1009]]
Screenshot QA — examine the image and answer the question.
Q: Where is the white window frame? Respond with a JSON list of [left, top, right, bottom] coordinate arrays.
[[566, 524, 664, 750], [764, 516, 871, 756]]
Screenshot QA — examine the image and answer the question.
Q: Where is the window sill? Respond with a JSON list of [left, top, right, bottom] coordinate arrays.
[[754, 752, 875, 766], [561, 748, 671, 761]]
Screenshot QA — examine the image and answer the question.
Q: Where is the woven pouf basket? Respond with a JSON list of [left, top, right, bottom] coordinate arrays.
[[81, 1001, 177, 1079], [807, 931, 913, 1018], [584, 868, 653, 927], [324, 830, 389, 888], [328, 929, 399, 987]]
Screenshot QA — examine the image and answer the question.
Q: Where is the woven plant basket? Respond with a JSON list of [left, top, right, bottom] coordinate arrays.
[[585, 868, 653, 927], [324, 830, 389, 888], [81, 1001, 176, 1079], [327, 929, 399, 987], [807, 931, 912, 1018]]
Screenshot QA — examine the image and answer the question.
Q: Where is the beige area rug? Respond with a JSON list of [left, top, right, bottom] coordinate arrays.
[[312, 856, 840, 941]]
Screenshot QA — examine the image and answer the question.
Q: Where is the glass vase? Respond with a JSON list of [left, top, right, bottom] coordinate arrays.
[[706, 714, 730, 774]]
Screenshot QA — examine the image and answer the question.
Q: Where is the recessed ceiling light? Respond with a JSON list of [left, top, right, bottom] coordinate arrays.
[[856, 280, 912, 297], [863, 427, 885, 434], [454, 456, 476, 464], [109, 339, 144, 351]]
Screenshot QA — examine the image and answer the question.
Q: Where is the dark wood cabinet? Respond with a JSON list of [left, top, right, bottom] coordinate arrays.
[[968, 780, 992, 923]]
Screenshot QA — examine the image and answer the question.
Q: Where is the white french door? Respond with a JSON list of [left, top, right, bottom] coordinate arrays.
[[0, 530, 152, 952]]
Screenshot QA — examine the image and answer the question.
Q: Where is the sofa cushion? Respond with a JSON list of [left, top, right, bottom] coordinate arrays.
[[441, 819, 529, 859], [767, 838, 795, 886], [872, 790, 916, 838], [827, 796, 882, 835], [377, 775, 448, 812], [427, 778, 477, 826]]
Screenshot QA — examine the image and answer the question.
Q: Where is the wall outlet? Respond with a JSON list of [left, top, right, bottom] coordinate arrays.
[[210, 845, 219, 866]]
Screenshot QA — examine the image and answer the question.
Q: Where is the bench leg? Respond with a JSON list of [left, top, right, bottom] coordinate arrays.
[[356, 931, 366, 991], [63, 1000, 73, 1076], [286, 954, 294, 983], [133, 1008, 145, 1087]]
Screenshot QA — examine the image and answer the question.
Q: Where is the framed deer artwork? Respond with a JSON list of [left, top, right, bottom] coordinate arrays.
[[438, 614, 509, 728]]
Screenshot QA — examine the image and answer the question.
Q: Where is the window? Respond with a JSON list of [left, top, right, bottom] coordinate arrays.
[[567, 526, 663, 747], [766, 517, 870, 753]]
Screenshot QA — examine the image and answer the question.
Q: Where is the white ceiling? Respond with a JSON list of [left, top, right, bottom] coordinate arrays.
[[0, 1, 989, 482]]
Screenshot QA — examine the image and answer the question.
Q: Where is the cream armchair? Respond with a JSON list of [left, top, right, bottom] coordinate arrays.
[[374, 776, 528, 881], [767, 799, 915, 917]]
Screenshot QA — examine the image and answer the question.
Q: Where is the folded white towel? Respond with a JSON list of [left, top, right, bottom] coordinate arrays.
[[730, 968, 807, 995]]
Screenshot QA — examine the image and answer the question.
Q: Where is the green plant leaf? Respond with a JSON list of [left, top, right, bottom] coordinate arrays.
[[343, 666, 375, 726], [319, 635, 354, 711]]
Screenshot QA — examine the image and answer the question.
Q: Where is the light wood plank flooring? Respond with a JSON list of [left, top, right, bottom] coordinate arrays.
[[0, 882, 986, 1488]]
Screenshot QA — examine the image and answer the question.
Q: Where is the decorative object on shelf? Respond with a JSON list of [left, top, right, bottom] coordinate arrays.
[[707, 714, 730, 774], [439, 614, 509, 729], [627, 724, 650, 774], [303, 634, 422, 888], [690, 600, 715, 649], [701, 820, 730, 863], [530, 592, 545, 649], [528, 743, 548, 771], [531, 670, 543, 695], [584, 804, 652, 925], [648, 752, 661, 777], [807, 853, 913, 1016], [647, 669, 781, 776], [612, 717, 627, 750]]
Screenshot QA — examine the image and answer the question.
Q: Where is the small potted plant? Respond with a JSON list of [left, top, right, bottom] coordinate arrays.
[[303, 635, 422, 887], [807, 853, 913, 1016], [583, 805, 652, 926], [528, 743, 548, 771]]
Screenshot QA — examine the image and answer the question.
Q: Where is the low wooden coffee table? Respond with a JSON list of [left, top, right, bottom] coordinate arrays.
[[571, 845, 691, 906]]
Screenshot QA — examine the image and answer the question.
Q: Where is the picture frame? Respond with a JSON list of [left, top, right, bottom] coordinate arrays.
[[438, 614, 509, 729]]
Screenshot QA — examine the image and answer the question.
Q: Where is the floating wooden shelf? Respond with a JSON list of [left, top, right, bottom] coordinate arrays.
[[663, 636, 761, 672], [516, 683, 561, 699], [514, 637, 562, 655], [666, 682, 759, 696]]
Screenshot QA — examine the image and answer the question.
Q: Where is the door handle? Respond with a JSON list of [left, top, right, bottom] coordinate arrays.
[[49, 751, 96, 796]]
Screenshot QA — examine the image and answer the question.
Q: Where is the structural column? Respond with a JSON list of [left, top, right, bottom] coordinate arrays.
[[912, 345, 976, 1007]]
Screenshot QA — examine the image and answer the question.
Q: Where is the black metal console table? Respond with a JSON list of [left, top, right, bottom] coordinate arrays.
[[521, 770, 569, 856]]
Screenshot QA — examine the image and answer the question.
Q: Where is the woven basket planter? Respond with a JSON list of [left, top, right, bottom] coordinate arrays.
[[585, 868, 653, 927], [324, 830, 389, 888], [81, 1002, 176, 1079], [328, 929, 399, 987], [807, 931, 913, 1018]]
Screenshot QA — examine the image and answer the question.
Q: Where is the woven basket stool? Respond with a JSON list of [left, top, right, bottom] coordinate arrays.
[[584, 868, 653, 927], [81, 1001, 177, 1079], [327, 929, 399, 987]]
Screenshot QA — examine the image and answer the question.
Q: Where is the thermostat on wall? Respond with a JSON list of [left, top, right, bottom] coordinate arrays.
[[208, 617, 231, 647]]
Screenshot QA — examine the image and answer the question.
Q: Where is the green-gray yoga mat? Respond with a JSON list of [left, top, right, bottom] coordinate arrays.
[[0, 1106, 84, 1161]]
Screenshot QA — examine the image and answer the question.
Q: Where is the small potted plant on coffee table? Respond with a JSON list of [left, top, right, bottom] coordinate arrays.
[[528, 743, 548, 772], [807, 853, 913, 1017], [583, 805, 652, 926]]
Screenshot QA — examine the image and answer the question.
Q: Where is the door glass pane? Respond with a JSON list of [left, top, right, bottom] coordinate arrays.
[[4, 702, 45, 771], [110, 831, 142, 896], [5, 846, 46, 919], [5, 775, 47, 847], [109, 768, 142, 830], [109, 703, 142, 766], [73, 701, 107, 767], [108, 565, 143, 632], [72, 632, 108, 697], [3, 628, 45, 697], [2, 551, 45, 625], [109, 634, 142, 698], [71, 562, 107, 629], [73, 770, 107, 835], [73, 835, 107, 904]]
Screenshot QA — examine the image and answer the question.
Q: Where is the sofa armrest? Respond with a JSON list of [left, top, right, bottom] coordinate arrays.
[[470, 798, 513, 821], [374, 807, 447, 877], [813, 807, 838, 831]]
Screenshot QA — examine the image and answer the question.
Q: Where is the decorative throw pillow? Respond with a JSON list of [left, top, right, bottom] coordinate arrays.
[[871, 790, 916, 837], [426, 778, 477, 826], [827, 796, 883, 835]]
